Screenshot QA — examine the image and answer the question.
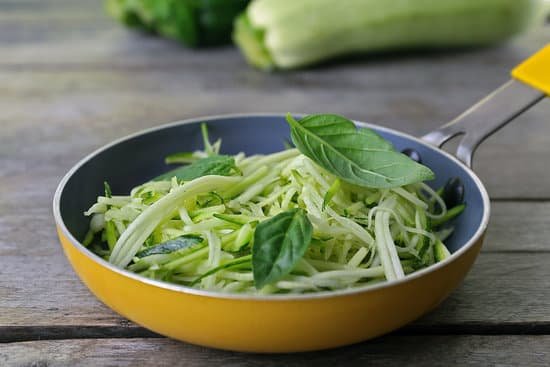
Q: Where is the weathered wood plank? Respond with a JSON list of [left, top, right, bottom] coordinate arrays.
[[1, 25, 550, 200], [2, 247, 550, 338], [0, 0, 102, 18], [0, 1, 110, 44], [1, 202, 549, 338], [2, 336, 550, 367], [484, 202, 550, 252], [1, 67, 550, 200], [2, 0, 550, 353]]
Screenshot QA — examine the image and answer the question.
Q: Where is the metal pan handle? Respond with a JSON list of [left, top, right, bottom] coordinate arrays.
[[422, 44, 550, 168]]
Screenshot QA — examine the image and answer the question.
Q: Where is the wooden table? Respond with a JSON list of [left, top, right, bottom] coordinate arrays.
[[1, 1, 550, 365]]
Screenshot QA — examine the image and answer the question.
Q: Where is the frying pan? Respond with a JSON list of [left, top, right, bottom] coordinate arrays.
[[53, 45, 549, 352]]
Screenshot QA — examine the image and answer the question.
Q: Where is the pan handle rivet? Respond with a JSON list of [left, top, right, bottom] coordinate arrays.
[[401, 148, 422, 164]]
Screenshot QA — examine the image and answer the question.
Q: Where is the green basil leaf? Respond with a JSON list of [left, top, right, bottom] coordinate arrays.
[[286, 114, 434, 188], [135, 235, 202, 258], [154, 155, 236, 182], [252, 208, 313, 289]]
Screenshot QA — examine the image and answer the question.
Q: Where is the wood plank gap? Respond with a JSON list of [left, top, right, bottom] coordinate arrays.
[[401, 322, 550, 336], [4, 322, 550, 344], [481, 249, 550, 254], [0, 326, 160, 343], [490, 198, 550, 202]]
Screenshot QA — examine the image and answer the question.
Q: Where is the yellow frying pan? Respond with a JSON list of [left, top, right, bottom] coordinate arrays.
[[53, 45, 549, 352]]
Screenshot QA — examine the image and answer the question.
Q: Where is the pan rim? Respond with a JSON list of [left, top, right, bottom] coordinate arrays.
[[53, 112, 490, 301]]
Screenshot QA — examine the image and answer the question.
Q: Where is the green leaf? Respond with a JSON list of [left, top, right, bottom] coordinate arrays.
[[107, 0, 248, 47], [286, 114, 435, 188], [135, 235, 202, 258], [252, 208, 313, 289], [153, 155, 237, 182]]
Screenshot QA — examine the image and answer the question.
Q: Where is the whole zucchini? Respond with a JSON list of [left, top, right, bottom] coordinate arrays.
[[106, 0, 250, 47], [233, 0, 544, 70]]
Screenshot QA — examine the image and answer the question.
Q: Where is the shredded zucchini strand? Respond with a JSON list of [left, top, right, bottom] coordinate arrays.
[[84, 137, 462, 294]]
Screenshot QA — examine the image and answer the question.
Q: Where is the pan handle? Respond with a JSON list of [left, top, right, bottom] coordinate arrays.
[[422, 44, 550, 168]]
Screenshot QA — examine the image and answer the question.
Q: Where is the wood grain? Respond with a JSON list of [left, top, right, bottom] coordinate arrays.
[[1, 53, 550, 199], [2, 0, 550, 363], [2, 336, 550, 367], [0, 3, 549, 199], [2, 246, 550, 340]]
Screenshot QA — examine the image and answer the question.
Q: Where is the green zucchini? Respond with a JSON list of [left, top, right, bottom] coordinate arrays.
[[434, 239, 452, 262], [190, 255, 252, 285], [415, 209, 431, 259], [234, 0, 544, 70], [431, 203, 466, 227]]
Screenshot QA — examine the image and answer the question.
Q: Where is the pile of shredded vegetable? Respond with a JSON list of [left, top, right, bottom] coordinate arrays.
[[83, 123, 464, 294]]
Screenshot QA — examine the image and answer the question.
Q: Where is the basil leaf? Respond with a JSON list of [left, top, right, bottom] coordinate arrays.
[[286, 114, 435, 188], [135, 235, 202, 258], [154, 155, 236, 182], [252, 208, 313, 289]]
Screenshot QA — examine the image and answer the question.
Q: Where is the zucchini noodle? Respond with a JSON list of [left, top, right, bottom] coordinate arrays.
[[83, 134, 464, 294]]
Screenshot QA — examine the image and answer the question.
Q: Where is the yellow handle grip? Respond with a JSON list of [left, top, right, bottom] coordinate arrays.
[[512, 44, 550, 96]]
